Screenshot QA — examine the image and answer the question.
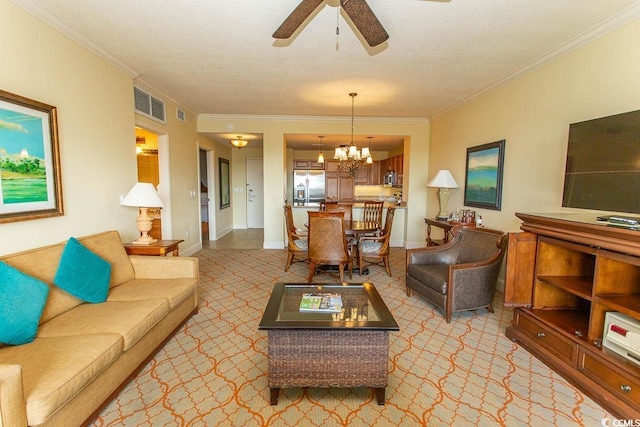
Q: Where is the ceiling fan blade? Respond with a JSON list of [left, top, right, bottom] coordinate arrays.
[[273, 0, 325, 39], [341, 0, 389, 47]]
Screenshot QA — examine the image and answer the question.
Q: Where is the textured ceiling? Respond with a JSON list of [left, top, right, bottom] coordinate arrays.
[[13, 0, 640, 149]]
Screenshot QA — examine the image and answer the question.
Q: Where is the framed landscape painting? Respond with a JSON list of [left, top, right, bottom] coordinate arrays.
[[463, 140, 505, 211], [0, 90, 63, 223]]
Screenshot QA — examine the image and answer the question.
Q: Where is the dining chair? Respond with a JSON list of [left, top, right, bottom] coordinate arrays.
[[362, 200, 384, 229], [284, 203, 308, 272], [358, 207, 395, 276], [306, 211, 353, 283], [324, 203, 353, 223]]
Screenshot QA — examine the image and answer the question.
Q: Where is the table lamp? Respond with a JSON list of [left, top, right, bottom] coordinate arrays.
[[121, 182, 165, 245], [427, 170, 459, 220]]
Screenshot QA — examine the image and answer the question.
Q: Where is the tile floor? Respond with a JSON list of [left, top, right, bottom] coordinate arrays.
[[202, 229, 264, 250]]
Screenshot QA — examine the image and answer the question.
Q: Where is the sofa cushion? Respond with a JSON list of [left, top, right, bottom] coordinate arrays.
[[0, 262, 49, 345], [107, 278, 197, 309], [37, 299, 170, 350], [407, 263, 450, 294], [78, 231, 135, 288], [54, 237, 111, 303], [0, 334, 122, 426], [0, 243, 84, 325]]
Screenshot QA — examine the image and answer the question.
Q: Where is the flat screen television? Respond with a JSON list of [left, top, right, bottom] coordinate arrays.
[[562, 109, 640, 214]]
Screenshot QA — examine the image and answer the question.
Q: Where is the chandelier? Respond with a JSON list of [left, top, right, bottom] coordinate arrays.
[[333, 93, 372, 179]]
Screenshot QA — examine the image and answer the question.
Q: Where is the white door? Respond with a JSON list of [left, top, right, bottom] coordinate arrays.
[[247, 158, 264, 228]]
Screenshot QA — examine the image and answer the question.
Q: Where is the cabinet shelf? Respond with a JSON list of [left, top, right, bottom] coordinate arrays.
[[537, 276, 593, 300], [594, 295, 640, 319], [506, 212, 640, 419]]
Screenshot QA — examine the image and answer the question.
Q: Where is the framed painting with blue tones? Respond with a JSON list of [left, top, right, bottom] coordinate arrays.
[[0, 90, 63, 223], [463, 140, 505, 211]]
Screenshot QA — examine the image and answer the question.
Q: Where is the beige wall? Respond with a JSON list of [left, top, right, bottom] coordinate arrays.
[[0, 0, 136, 255], [198, 116, 430, 249], [197, 138, 234, 239], [1, 0, 206, 256], [430, 18, 640, 235]]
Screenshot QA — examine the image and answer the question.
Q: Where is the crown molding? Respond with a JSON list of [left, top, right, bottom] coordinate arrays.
[[433, 2, 640, 119], [197, 113, 429, 123], [11, 0, 140, 78]]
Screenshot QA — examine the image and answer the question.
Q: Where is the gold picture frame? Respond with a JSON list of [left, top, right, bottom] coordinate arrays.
[[0, 90, 63, 223]]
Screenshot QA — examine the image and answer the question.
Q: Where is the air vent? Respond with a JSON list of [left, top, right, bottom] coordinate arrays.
[[176, 109, 185, 122], [134, 86, 165, 123]]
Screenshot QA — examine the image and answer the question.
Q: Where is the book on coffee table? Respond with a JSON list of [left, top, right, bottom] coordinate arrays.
[[299, 293, 343, 313]]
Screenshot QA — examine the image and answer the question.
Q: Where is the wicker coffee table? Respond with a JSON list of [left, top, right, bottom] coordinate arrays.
[[258, 282, 399, 405]]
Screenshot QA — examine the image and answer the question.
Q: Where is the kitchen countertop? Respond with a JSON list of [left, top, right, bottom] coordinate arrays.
[[291, 202, 407, 209]]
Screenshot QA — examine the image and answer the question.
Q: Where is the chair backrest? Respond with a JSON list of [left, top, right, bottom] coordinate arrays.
[[284, 204, 296, 236], [454, 228, 506, 264], [381, 207, 396, 236], [307, 211, 349, 263], [325, 203, 353, 223], [363, 200, 384, 227]]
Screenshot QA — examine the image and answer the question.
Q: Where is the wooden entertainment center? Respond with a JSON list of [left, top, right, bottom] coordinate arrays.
[[505, 212, 640, 419]]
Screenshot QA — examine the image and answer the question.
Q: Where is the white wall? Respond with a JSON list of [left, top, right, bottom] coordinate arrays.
[[430, 18, 640, 235]]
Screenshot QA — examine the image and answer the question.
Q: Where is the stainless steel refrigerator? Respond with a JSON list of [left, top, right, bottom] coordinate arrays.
[[293, 170, 326, 206]]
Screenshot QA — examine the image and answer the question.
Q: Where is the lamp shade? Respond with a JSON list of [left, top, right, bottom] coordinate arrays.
[[121, 182, 165, 208], [427, 170, 459, 188]]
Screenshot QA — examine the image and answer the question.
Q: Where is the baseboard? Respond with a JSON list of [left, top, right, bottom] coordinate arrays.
[[180, 242, 202, 256], [264, 240, 285, 249]]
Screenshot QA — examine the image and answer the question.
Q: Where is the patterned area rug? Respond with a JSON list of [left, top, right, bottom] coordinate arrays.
[[92, 248, 610, 426]]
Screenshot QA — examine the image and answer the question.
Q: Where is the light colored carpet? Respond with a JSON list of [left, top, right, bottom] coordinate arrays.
[[92, 247, 611, 426]]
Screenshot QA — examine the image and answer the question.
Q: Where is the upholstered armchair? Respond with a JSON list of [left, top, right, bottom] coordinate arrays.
[[406, 227, 507, 323]]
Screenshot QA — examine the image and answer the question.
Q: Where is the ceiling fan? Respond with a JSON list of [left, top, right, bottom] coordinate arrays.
[[273, 0, 389, 47]]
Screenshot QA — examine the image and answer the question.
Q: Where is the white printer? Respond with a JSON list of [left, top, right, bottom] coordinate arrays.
[[603, 312, 640, 366]]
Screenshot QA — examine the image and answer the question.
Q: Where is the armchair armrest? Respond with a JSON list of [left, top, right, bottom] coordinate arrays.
[[129, 256, 199, 280], [0, 364, 27, 427]]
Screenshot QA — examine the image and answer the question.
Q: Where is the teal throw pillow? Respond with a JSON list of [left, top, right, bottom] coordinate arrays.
[[0, 261, 49, 345], [54, 237, 111, 303]]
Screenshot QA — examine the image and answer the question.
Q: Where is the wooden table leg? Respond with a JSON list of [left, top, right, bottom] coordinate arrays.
[[270, 387, 280, 405], [375, 387, 385, 405]]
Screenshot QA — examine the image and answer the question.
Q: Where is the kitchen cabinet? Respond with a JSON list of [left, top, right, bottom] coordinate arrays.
[[379, 154, 403, 185], [505, 212, 640, 420], [294, 159, 324, 170], [325, 161, 354, 202]]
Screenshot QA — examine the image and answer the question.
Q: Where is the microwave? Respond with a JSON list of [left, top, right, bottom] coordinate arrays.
[[383, 171, 395, 187]]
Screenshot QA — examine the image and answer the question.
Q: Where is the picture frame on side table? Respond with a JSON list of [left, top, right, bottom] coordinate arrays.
[[0, 90, 64, 224], [219, 157, 230, 209], [463, 140, 505, 211]]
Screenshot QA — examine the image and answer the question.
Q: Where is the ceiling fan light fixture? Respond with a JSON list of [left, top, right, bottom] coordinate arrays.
[[230, 136, 248, 149]]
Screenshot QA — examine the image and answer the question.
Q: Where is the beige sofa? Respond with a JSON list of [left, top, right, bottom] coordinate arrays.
[[0, 231, 199, 427]]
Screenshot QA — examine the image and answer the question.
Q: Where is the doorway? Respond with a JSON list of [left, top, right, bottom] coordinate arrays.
[[246, 158, 264, 228], [199, 149, 209, 240], [135, 128, 161, 239]]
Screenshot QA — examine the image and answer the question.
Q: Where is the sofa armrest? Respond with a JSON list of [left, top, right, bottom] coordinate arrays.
[[129, 256, 199, 279], [0, 364, 27, 427]]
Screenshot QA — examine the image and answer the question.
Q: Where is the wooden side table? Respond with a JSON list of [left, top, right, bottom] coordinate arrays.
[[424, 218, 476, 246], [124, 239, 184, 256]]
